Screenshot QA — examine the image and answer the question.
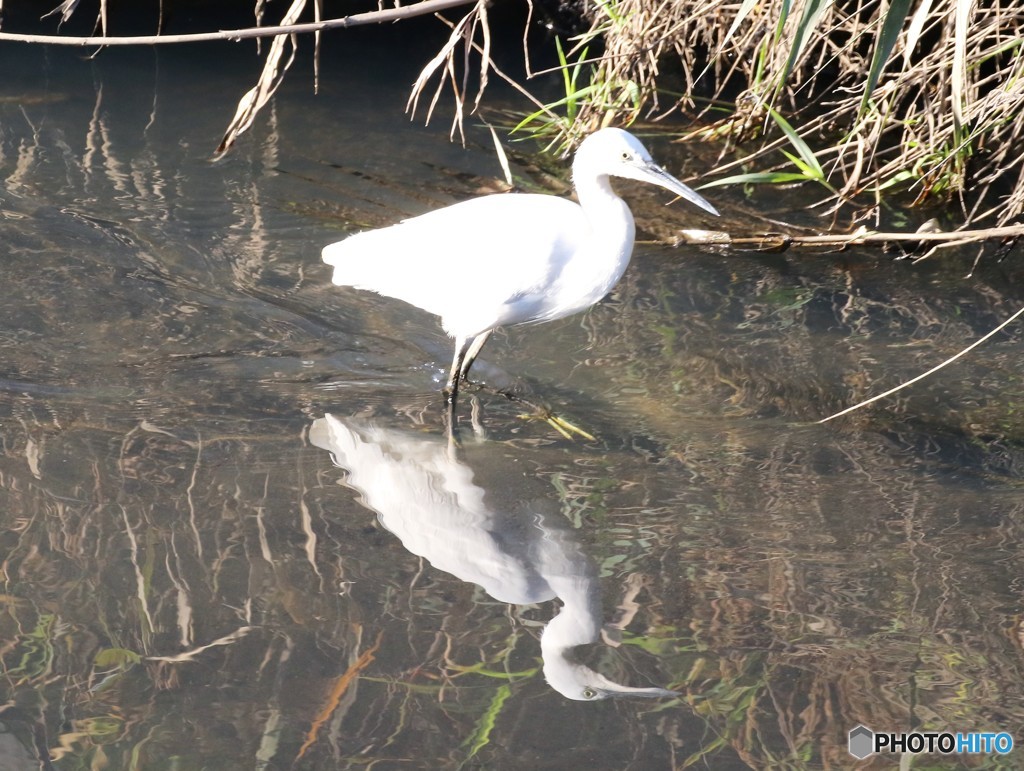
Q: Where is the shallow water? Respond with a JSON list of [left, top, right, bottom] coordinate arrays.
[[1, 36, 1023, 771]]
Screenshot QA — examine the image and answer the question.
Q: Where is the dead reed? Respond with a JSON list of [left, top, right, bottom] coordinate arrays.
[[4, 0, 1021, 227], [560, 0, 1024, 227]]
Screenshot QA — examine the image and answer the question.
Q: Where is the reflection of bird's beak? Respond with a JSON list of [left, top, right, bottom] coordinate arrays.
[[639, 161, 720, 217], [543, 659, 680, 701], [596, 678, 680, 700]]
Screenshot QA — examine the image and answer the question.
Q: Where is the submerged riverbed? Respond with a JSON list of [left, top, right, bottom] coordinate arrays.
[[1, 35, 1022, 770]]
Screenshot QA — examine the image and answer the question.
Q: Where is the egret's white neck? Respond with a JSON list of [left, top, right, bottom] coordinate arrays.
[[573, 172, 635, 241], [565, 171, 637, 307]]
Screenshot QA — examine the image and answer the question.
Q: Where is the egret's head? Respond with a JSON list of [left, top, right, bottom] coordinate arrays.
[[540, 603, 679, 701], [575, 127, 719, 217], [543, 657, 681, 701]]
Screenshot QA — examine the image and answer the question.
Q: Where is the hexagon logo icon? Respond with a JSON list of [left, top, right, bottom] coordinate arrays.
[[848, 725, 874, 759]]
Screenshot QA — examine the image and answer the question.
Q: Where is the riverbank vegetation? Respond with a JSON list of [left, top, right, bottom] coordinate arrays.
[[2, 0, 1021, 231], [532, 0, 1024, 231]]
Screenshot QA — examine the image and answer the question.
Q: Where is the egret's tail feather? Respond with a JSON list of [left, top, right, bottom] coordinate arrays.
[[322, 232, 383, 289]]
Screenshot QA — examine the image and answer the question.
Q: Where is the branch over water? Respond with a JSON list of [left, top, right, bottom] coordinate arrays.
[[0, 0, 477, 45]]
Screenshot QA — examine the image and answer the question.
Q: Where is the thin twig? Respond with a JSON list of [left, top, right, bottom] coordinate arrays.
[[679, 223, 1024, 251], [0, 0, 476, 46], [819, 305, 1024, 423]]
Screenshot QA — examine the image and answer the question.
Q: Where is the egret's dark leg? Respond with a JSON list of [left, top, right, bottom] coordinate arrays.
[[447, 331, 594, 441], [445, 336, 475, 425], [458, 329, 492, 382]]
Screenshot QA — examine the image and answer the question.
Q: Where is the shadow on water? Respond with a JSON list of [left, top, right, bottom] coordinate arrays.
[[0, 35, 1022, 771]]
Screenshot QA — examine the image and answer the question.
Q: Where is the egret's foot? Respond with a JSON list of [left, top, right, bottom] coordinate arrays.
[[517, 408, 597, 442]]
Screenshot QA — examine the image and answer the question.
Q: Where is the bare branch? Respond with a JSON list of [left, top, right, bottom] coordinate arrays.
[[0, 0, 476, 46], [677, 223, 1024, 251]]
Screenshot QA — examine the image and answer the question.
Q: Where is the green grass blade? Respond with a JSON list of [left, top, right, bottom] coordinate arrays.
[[556, 36, 570, 95], [699, 171, 812, 188], [859, 0, 914, 113], [903, 0, 934, 66], [873, 169, 916, 192], [780, 0, 833, 87], [768, 108, 824, 178], [461, 684, 512, 760], [511, 85, 600, 133], [721, 0, 761, 54], [951, 0, 971, 139], [780, 149, 815, 177]]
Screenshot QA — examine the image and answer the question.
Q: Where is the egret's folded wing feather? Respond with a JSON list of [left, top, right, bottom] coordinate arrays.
[[323, 194, 588, 336]]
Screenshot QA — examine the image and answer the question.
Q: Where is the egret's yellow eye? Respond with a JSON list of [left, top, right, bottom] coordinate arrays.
[[582, 687, 597, 699]]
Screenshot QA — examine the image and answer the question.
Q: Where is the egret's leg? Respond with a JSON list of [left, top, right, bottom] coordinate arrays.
[[458, 329, 492, 381], [446, 336, 474, 395], [445, 336, 475, 428], [448, 331, 594, 441]]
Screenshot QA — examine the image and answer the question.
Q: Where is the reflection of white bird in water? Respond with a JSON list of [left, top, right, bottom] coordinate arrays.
[[322, 128, 718, 422], [308, 414, 676, 700]]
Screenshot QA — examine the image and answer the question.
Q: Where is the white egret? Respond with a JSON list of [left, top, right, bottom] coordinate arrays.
[[322, 127, 718, 423]]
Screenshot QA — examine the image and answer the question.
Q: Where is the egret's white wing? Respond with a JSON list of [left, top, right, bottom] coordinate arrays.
[[309, 415, 551, 605], [323, 194, 588, 337]]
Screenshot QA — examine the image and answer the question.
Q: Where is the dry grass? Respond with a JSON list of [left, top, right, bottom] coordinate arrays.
[[565, 0, 1024, 227], [7, 0, 1021, 227]]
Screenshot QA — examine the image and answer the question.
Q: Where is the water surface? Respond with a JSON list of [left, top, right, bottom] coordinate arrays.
[[1, 38, 1022, 770]]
